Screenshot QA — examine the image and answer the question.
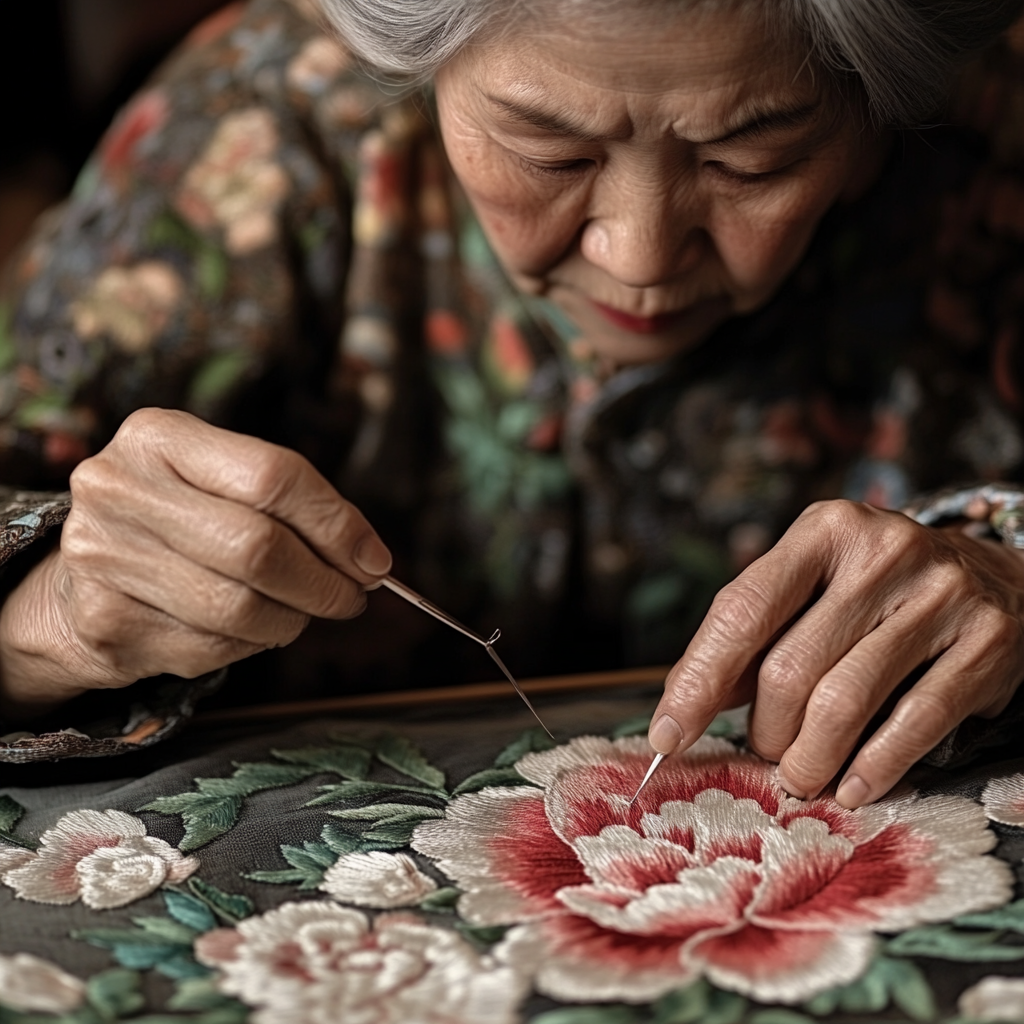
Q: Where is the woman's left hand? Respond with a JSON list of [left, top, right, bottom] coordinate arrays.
[[648, 499, 1024, 807]]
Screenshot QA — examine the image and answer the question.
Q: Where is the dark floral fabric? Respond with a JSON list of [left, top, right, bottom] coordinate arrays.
[[4, 0, 1024, 755]]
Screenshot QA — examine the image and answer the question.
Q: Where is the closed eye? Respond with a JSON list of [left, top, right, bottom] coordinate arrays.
[[518, 157, 594, 178]]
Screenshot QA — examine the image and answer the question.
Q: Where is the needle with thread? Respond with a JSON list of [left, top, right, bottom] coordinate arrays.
[[628, 752, 666, 806], [380, 575, 555, 740]]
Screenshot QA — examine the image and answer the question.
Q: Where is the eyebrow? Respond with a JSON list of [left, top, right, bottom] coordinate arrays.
[[486, 95, 612, 142], [701, 102, 822, 145]]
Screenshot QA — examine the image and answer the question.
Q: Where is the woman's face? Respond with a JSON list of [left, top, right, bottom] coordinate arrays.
[[434, 5, 888, 365]]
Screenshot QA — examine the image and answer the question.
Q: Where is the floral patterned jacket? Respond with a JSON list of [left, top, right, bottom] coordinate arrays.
[[3, 0, 1024, 758]]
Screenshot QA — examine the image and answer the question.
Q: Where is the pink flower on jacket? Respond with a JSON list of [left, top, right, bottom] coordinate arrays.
[[0, 809, 198, 910], [981, 772, 1024, 827], [413, 736, 1011, 1005]]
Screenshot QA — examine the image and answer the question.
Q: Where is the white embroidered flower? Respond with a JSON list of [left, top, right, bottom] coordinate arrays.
[[982, 773, 1024, 827], [413, 735, 1012, 1005], [0, 953, 85, 1013], [0, 809, 198, 909], [195, 901, 526, 1024], [959, 975, 1024, 1021], [320, 851, 437, 908]]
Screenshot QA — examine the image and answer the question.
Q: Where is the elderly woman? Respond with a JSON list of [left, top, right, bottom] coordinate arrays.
[[0, 0, 1022, 809]]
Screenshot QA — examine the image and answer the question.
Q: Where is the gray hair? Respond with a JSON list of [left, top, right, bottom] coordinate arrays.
[[319, 0, 1024, 127]]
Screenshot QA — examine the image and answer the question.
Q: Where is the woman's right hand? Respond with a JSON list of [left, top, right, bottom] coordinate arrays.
[[0, 408, 392, 714]]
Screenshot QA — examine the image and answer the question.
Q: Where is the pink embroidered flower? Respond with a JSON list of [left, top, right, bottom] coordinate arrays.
[[413, 736, 1011, 1005], [320, 851, 437, 908], [981, 772, 1024, 827], [0, 953, 85, 1013], [175, 108, 291, 255], [0, 809, 199, 909], [195, 901, 526, 1024]]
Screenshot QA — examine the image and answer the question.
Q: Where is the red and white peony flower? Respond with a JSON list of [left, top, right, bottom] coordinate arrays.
[[195, 901, 526, 1024], [413, 735, 1012, 1005], [0, 809, 198, 909]]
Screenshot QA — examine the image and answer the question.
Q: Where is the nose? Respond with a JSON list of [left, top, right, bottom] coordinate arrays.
[[579, 173, 704, 289]]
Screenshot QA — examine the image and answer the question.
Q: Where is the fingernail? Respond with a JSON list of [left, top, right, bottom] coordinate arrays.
[[836, 774, 870, 809], [649, 715, 683, 754], [354, 535, 392, 576]]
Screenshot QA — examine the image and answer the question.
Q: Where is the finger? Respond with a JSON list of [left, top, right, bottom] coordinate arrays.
[[83, 464, 368, 620], [649, 534, 829, 755], [62, 508, 316, 648], [834, 615, 1024, 808], [66, 576, 264, 683], [774, 611, 941, 797], [115, 409, 392, 584]]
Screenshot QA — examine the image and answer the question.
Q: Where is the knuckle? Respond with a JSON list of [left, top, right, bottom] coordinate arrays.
[[211, 580, 265, 635], [709, 581, 773, 641], [757, 649, 809, 702], [243, 446, 300, 506], [226, 516, 281, 580], [806, 673, 873, 725]]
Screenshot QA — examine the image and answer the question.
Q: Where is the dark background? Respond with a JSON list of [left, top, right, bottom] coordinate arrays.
[[0, 0, 227, 271]]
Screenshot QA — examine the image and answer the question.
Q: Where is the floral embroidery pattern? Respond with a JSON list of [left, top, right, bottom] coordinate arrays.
[[981, 771, 1024, 826], [319, 850, 438, 908], [195, 902, 526, 1024], [0, 953, 86, 1013], [413, 735, 1012, 1004], [958, 975, 1024, 1021], [0, 809, 199, 909]]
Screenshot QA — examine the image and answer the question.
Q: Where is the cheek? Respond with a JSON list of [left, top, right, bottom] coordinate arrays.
[[708, 172, 843, 298], [446, 140, 584, 275]]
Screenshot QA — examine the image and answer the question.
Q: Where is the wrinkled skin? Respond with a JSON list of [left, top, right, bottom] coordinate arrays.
[[3, 5, 1022, 810]]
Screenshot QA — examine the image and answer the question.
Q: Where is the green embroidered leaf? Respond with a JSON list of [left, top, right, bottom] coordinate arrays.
[[272, 745, 372, 779], [167, 977, 238, 1012], [358, 809, 446, 847], [196, 763, 319, 797], [320, 822, 363, 855], [188, 878, 255, 924], [610, 716, 651, 739], [374, 734, 446, 789], [189, 350, 252, 410], [419, 886, 461, 911], [163, 891, 218, 933], [283, 841, 338, 870], [530, 1008, 641, 1024], [807, 956, 935, 1019], [155, 955, 213, 980], [651, 979, 711, 1024], [328, 802, 438, 821], [695, 988, 748, 1024], [244, 868, 310, 886], [452, 767, 537, 796], [0, 303, 17, 374], [887, 925, 1024, 961], [195, 246, 228, 301], [306, 780, 446, 806], [140, 793, 242, 852], [454, 922, 509, 946], [494, 726, 558, 767], [131, 916, 199, 945], [0, 795, 24, 834], [85, 968, 145, 1020], [748, 1012, 816, 1024], [0, 795, 34, 850], [956, 898, 1024, 934]]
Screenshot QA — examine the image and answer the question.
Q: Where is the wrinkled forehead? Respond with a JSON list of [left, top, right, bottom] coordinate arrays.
[[450, 0, 824, 128]]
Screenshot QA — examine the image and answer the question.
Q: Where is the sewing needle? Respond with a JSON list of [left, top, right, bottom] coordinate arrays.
[[380, 575, 555, 739], [628, 752, 665, 806]]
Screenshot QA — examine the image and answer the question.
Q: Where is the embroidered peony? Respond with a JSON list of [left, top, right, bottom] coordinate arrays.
[[981, 772, 1024, 827], [320, 851, 437, 908], [413, 735, 1012, 1005], [0, 809, 198, 909], [959, 975, 1024, 1021], [194, 901, 525, 1024], [71, 261, 184, 353], [0, 953, 85, 1013], [175, 108, 290, 255]]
